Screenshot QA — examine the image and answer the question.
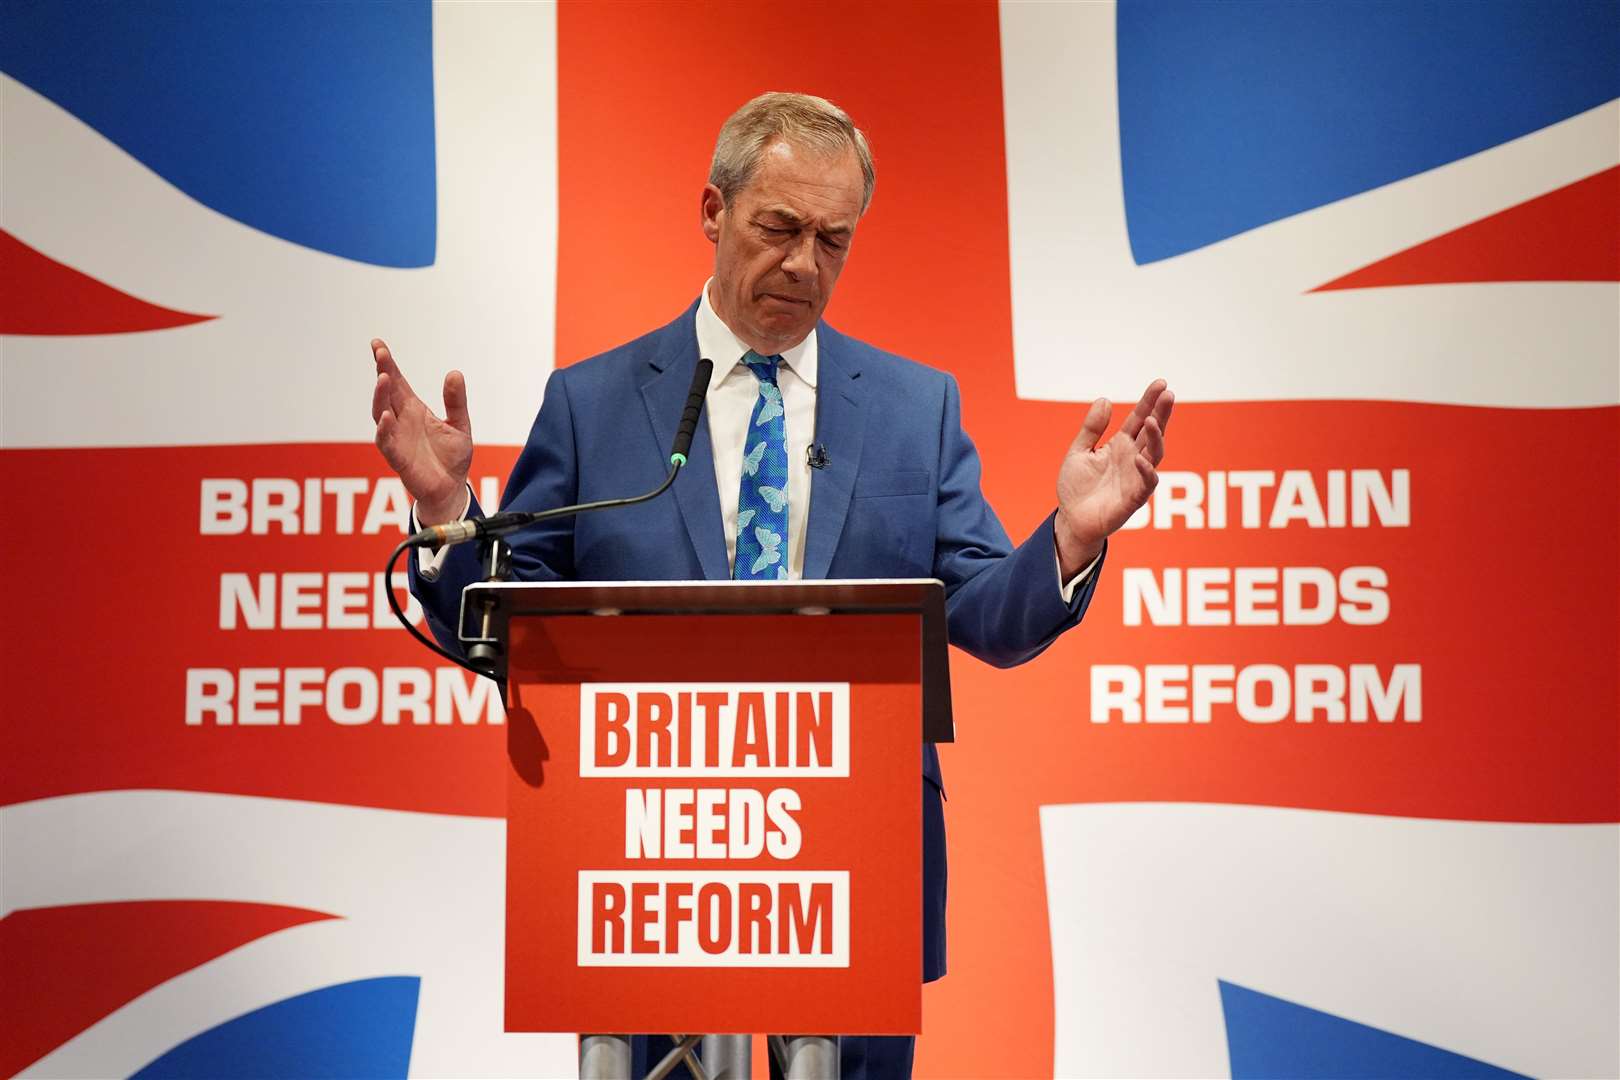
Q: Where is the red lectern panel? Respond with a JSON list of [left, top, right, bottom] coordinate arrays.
[[504, 612, 921, 1035]]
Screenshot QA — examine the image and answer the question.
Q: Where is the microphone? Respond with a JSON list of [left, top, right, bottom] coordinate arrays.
[[807, 444, 829, 469], [409, 511, 528, 549], [401, 357, 715, 550], [670, 358, 714, 466]]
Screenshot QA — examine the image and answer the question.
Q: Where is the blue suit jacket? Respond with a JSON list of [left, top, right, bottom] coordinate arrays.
[[412, 302, 1104, 981]]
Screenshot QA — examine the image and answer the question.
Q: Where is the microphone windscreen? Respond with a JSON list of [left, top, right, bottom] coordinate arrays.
[[671, 358, 714, 462]]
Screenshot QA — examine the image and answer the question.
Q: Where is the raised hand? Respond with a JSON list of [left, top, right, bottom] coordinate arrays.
[[1054, 379, 1174, 577], [370, 338, 474, 525]]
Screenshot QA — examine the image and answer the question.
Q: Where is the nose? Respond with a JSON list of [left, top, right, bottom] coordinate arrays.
[[781, 231, 817, 280]]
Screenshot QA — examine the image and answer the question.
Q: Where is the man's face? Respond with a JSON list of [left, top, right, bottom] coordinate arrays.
[[701, 139, 864, 355]]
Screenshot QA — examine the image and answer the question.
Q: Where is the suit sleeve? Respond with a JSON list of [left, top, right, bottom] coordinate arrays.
[[932, 373, 1104, 668], [408, 368, 581, 656]]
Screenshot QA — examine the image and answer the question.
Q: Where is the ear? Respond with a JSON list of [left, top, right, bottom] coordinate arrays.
[[700, 183, 725, 244]]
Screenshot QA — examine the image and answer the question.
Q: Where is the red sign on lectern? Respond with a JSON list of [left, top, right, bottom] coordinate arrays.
[[503, 610, 921, 1035]]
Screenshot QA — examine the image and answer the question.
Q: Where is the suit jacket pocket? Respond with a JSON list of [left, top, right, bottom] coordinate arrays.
[[853, 469, 932, 499]]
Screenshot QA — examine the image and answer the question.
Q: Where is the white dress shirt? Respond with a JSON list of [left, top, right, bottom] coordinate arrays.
[[696, 280, 815, 579], [419, 283, 1099, 597]]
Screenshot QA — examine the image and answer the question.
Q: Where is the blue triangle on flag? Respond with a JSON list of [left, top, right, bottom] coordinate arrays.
[[131, 976, 420, 1079], [1219, 979, 1530, 1080], [0, 1, 437, 269], [1116, 0, 1620, 265]]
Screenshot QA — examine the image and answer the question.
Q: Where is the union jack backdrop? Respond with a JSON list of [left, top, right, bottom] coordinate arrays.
[[3, 2, 1615, 1077]]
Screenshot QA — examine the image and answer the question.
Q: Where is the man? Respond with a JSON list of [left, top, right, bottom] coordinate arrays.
[[371, 92, 1171, 1078]]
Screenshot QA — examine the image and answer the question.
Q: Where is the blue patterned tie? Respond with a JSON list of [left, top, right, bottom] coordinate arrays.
[[733, 351, 790, 580]]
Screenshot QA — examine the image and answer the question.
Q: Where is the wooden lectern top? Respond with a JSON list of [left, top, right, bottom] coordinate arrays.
[[463, 578, 953, 743]]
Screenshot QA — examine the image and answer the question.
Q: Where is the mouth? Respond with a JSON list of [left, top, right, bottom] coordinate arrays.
[[761, 292, 811, 306]]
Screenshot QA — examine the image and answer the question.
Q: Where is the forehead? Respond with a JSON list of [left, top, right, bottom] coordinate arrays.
[[738, 139, 864, 225]]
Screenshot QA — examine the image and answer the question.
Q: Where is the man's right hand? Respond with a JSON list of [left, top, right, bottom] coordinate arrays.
[[370, 338, 474, 525]]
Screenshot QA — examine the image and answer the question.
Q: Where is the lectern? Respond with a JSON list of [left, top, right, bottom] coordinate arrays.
[[462, 579, 952, 1079]]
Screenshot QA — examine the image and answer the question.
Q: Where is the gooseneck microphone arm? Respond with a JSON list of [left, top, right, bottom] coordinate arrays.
[[383, 358, 715, 677]]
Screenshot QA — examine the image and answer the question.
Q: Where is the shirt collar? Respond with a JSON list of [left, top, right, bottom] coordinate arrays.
[[695, 278, 819, 393]]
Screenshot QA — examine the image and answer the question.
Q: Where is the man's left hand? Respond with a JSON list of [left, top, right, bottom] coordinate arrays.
[[1054, 379, 1174, 579]]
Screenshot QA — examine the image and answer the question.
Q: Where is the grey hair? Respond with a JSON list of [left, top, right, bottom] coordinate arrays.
[[709, 91, 876, 214]]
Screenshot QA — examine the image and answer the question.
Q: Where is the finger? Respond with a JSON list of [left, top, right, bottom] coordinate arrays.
[[1120, 378, 1166, 440], [375, 370, 423, 425], [442, 370, 472, 436], [1069, 397, 1112, 454], [1152, 387, 1174, 435], [374, 408, 407, 474], [1135, 453, 1159, 494], [371, 338, 416, 399], [1134, 415, 1165, 465], [371, 373, 391, 424]]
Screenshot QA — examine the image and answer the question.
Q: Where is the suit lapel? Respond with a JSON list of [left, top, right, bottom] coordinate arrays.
[[803, 328, 865, 580], [639, 311, 729, 581]]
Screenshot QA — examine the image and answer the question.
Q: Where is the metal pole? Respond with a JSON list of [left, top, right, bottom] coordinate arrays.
[[780, 1035, 839, 1079], [580, 1034, 632, 1079], [701, 1035, 752, 1079]]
